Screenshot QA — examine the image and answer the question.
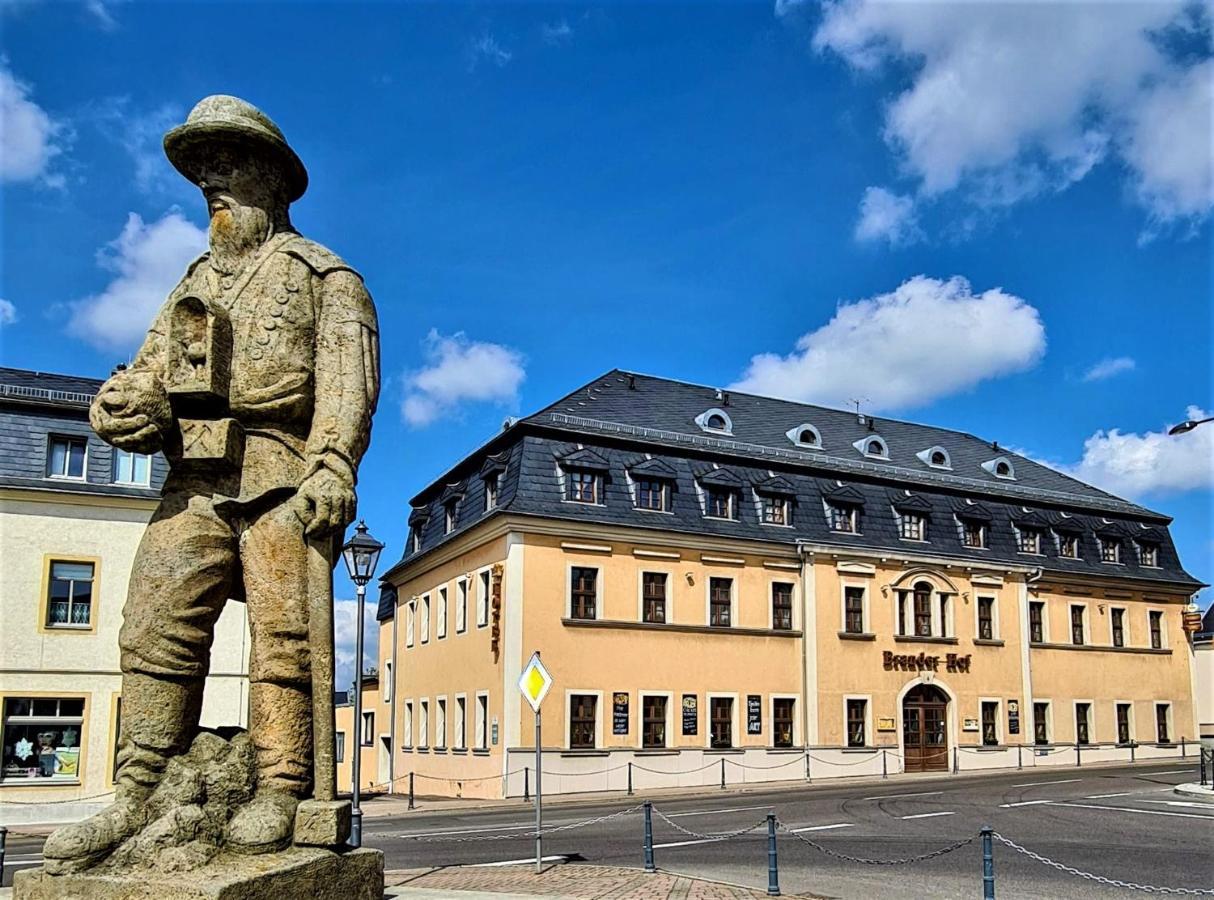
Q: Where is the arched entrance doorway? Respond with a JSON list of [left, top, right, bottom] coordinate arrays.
[[903, 684, 949, 772]]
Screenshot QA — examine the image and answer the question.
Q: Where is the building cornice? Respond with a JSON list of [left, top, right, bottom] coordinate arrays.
[[0, 485, 159, 511]]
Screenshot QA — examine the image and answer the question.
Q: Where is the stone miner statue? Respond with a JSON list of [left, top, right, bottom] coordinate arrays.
[[41, 96, 380, 873]]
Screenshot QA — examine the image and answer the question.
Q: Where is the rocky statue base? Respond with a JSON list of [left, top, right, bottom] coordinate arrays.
[[14, 730, 383, 900]]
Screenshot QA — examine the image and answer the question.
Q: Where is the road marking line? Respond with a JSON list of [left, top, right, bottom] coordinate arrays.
[[786, 823, 856, 833], [1051, 802, 1214, 821], [1138, 769, 1189, 776], [863, 790, 945, 800], [386, 823, 536, 838], [901, 811, 956, 820], [466, 855, 569, 867], [1012, 779, 1082, 787], [1085, 792, 1135, 798], [4, 857, 44, 864], [999, 800, 1055, 808], [1140, 800, 1214, 809], [653, 837, 729, 849], [666, 804, 773, 818]]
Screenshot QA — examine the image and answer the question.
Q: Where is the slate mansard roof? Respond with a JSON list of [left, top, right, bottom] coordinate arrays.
[[389, 370, 1201, 589]]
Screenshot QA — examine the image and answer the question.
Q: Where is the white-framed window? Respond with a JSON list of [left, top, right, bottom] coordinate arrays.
[[843, 695, 870, 748], [897, 510, 926, 541], [772, 695, 797, 748], [454, 694, 467, 750], [826, 502, 859, 533], [634, 478, 670, 512], [418, 699, 429, 749], [1016, 526, 1043, 555], [47, 435, 87, 479], [45, 560, 96, 628], [113, 449, 151, 486], [840, 583, 866, 634], [383, 661, 392, 703], [897, 581, 951, 638], [444, 502, 457, 534], [917, 446, 951, 469], [1058, 531, 1081, 559], [567, 564, 601, 620], [361, 710, 374, 747], [0, 696, 85, 782], [960, 518, 986, 549], [1073, 701, 1093, 745], [477, 570, 491, 627], [1032, 700, 1052, 745], [1099, 536, 1121, 564], [976, 595, 998, 641], [695, 407, 732, 434], [786, 423, 821, 449], [335, 730, 346, 763], [1139, 542, 1159, 567], [703, 485, 738, 520], [759, 493, 791, 526], [406, 601, 416, 647], [707, 576, 734, 627], [980, 698, 1001, 746], [484, 473, 499, 511], [853, 435, 888, 459], [402, 700, 413, 748], [421, 594, 430, 643], [475, 692, 489, 750], [456, 578, 468, 633], [435, 696, 447, 750], [983, 457, 1016, 479], [437, 586, 448, 639]]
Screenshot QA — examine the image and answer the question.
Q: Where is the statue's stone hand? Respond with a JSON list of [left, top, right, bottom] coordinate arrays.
[[89, 372, 172, 454], [294, 466, 356, 537]]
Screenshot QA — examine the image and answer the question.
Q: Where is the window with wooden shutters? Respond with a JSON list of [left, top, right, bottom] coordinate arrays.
[[569, 695, 596, 749], [772, 582, 794, 631], [846, 699, 866, 747], [1111, 608, 1125, 647], [710, 697, 733, 748], [843, 586, 864, 634], [570, 567, 597, 620], [975, 596, 993, 640], [1071, 605, 1085, 645], [913, 582, 932, 637], [709, 578, 732, 627], [1029, 602, 1045, 643], [642, 572, 667, 624], [773, 698, 794, 748], [981, 701, 998, 746], [642, 696, 667, 749], [1149, 611, 1163, 649]]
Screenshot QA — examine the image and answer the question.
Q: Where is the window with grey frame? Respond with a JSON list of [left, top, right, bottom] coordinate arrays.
[[1017, 526, 1042, 554], [47, 435, 86, 479], [1139, 542, 1158, 567], [1058, 532, 1080, 559], [483, 474, 498, 511]]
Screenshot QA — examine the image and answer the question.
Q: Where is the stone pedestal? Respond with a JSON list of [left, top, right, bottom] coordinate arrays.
[[13, 847, 383, 900]]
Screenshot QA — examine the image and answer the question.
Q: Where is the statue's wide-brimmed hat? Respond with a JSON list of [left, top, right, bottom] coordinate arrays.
[[164, 95, 308, 202]]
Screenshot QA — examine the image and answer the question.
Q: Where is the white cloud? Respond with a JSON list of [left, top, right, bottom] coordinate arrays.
[[0, 61, 64, 186], [68, 210, 206, 352], [333, 596, 380, 698], [731, 275, 1045, 410], [402, 329, 526, 427], [541, 20, 573, 45], [0, 298, 16, 325], [812, 1, 1213, 232], [855, 186, 921, 244], [84, 0, 119, 29], [1068, 406, 1214, 498], [1083, 356, 1136, 382], [92, 98, 183, 194], [774, 0, 809, 18], [468, 33, 513, 71]]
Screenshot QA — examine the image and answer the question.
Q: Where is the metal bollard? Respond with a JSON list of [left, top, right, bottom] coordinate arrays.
[[524, 766, 530, 803], [882, 748, 888, 779], [1017, 744, 1022, 770], [1131, 741, 1136, 764], [408, 771, 415, 810], [981, 826, 995, 899], [805, 752, 811, 782], [766, 813, 780, 896], [643, 801, 656, 874], [953, 746, 959, 774], [720, 758, 726, 790], [628, 761, 633, 796], [0, 825, 7, 881], [1181, 738, 1186, 759], [1076, 744, 1081, 767]]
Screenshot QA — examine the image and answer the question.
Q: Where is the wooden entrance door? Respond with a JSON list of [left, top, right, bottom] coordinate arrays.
[[903, 684, 949, 772]]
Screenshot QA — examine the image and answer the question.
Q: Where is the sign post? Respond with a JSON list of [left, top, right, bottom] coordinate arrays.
[[518, 651, 553, 874]]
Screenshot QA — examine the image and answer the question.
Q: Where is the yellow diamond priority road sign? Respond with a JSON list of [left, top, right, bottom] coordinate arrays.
[[518, 651, 552, 712]]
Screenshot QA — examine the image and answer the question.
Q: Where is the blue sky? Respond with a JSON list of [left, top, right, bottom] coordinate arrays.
[[2, 1, 1211, 685]]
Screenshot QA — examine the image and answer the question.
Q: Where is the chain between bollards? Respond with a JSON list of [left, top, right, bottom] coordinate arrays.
[[408, 771, 415, 810], [981, 825, 995, 899], [643, 800, 656, 874], [766, 812, 780, 896]]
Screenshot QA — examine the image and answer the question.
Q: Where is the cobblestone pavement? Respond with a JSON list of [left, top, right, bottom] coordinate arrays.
[[385, 864, 821, 898]]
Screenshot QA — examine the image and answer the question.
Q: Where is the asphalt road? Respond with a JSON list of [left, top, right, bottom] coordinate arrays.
[[5, 762, 1211, 897]]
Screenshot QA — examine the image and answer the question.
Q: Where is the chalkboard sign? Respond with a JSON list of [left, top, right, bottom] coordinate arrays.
[[1007, 699, 1020, 736], [747, 695, 762, 735], [682, 694, 698, 735], [613, 692, 629, 735]]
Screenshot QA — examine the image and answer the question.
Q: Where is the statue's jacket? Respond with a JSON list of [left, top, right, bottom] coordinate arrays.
[[127, 230, 380, 510]]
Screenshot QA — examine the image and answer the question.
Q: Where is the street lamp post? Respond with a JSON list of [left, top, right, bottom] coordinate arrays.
[[1168, 416, 1214, 435], [341, 520, 384, 850]]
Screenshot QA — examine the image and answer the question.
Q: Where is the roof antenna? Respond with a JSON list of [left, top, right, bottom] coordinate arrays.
[[627, 374, 636, 390], [849, 397, 869, 426]]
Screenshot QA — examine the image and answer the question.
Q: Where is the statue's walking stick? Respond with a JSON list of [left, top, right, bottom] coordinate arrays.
[[308, 535, 337, 802]]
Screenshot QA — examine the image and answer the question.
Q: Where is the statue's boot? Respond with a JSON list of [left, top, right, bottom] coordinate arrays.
[[42, 673, 201, 873], [225, 682, 312, 854]]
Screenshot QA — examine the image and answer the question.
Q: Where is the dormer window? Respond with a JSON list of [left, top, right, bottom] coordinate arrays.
[[917, 446, 951, 470], [444, 501, 458, 534], [695, 408, 733, 435], [635, 478, 669, 512], [1058, 532, 1080, 559], [853, 435, 889, 459], [760, 494, 790, 526], [983, 457, 1016, 480], [410, 531, 421, 553], [898, 510, 926, 541], [1139, 542, 1158, 567], [1099, 536, 1121, 564], [961, 519, 986, 548], [1017, 526, 1042, 555], [827, 502, 858, 533], [483, 474, 499, 511], [786, 424, 822, 449], [705, 485, 738, 520], [567, 469, 603, 504]]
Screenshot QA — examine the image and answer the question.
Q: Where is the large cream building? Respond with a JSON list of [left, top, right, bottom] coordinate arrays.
[[0, 368, 249, 825], [379, 371, 1204, 799]]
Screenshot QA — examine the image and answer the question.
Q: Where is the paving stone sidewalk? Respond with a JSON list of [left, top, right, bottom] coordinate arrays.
[[385, 864, 820, 899]]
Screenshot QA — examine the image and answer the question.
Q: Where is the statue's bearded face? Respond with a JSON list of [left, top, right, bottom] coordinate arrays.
[[196, 146, 290, 271]]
